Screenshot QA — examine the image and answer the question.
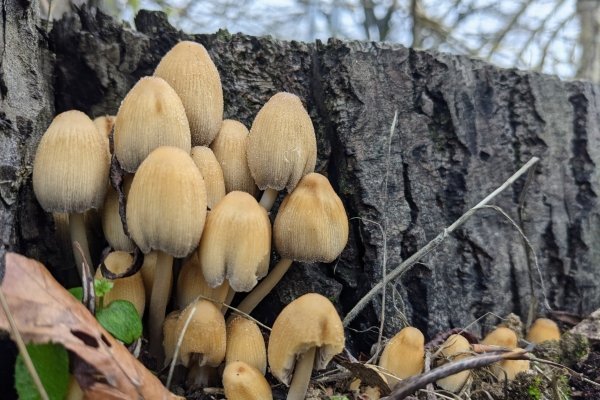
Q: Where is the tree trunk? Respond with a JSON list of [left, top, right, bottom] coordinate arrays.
[[3, 3, 600, 355], [576, 0, 600, 82]]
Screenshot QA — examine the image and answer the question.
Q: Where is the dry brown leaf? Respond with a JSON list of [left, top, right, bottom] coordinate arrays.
[[0, 252, 182, 400]]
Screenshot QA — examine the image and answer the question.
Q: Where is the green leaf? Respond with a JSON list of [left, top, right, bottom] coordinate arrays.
[[94, 278, 114, 298], [68, 286, 83, 302], [14, 343, 69, 400], [96, 300, 142, 344]]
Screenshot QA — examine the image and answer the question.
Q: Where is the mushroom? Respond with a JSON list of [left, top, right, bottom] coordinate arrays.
[[154, 41, 223, 146], [223, 361, 273, 400], [268, 293, 344, 400], [526, 318, 560, 344], [378, 326, 425, 388], [210, 119, 259, 197], [93, 115, 114, 153], [236, 173, 348, 315], [177, 299, 226, 387], [247, 92, 317, 210], [491, 347, 530, 381], [481, 327, 529, 381], [101, 174, 135, 252], [481, 327, 518, 348], [127, 146, 207, 356], [33, 110, 110, 276], [176, 253, 228, 309], [190, 146, 226, 209], [114, 76, 191, 173], [435, 334, 472, 393], [199, 191, 271, 307], [95, 251, 145, 316], [226, 316, 267, 374]]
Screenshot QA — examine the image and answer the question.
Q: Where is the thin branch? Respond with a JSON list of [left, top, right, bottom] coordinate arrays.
[[166, 302, 197, 389], [343, 157, 540, 327], [483, 0, 531, 59]]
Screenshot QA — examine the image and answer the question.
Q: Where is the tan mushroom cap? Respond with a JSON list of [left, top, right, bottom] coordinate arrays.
[[154, 41, 223, 146], [210, 120, 259, 197], [101, 174, 135, 252], [93, 115, 115, 138], [177, 299, 226, 367], [190, 146, 226, 209], [177, 253, 228, 309], [127, 146, 207, 257], [492, 348, 530, 381], [114, 76, 191, 173], [435, 334, 472, 393], [526, 318, 561, 344], [247, 92, 317, 192], [223, 361, 272, 400], [163, 310, 180, 366], [482, 327, 518, 348], [95, 251, 145, 316], [200, 191, 271, 292], [226, 316, 267, 375], [274, 173, 349, 263], [33, 110, 110, 213], [378, 326, 424, 387], [268, 293, 345, 385]]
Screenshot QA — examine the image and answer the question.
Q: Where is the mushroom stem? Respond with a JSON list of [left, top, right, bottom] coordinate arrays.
[[186, 362, 217, 387], [287, 346, 316, 400], [222, 283, 235, 314], [258, 188, 279, 211], [69, 212, 93, 277], [236, 258, 293, 315], [149, 250, 173, 359]]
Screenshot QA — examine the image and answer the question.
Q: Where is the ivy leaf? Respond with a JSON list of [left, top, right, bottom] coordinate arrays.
[[14, 343, 69, 400], [94, 278, 113, 298], [95, 300, 142, 344], [68, 286, 83, 302]]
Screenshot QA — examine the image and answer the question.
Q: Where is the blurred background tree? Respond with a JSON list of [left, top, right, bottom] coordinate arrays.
[[40, 0, 599, 82]]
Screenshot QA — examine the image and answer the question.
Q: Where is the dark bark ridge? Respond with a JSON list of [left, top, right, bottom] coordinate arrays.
[[2, 4, 600, 353]]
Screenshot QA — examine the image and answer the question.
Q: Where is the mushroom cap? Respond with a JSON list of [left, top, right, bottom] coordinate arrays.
[[126, 146, 207, 257], [177, 253, 229, 309], [93, 115, 115, 139], [95, 251, 145, 316], [274, 173, 348, 263], [268, 293, 345, 386], [190, 146, 226, 209], [223, 361, 273, 400], [247, 92, 316, 192], [226, 316, 267, 375], [482, 327, 518, 348], [163, 310, 181, 366], [177, 299, 226, 367], [526, 318, 561, 344], [101, 174, 135, 252], [210, 120, 259, 197], [378, 327, 424, 386], [199, 191, 271, 292], [114, 76, 191, 173], [492, 348, 530, 381], [154, 41, 223, 146], [435, 334, 471, 393], [33, 110, 110, 213]]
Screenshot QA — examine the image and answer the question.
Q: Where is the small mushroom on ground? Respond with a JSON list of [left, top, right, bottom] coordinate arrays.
[[491, 348, 530, 381], [127, 146, 207, 357], [154, 41, 223, 146], [481, 327, 529, 381], [210, 119, 259, 197], [101, 174, 135, 252], [95, 251, 145, 316], [268, 293, 345, 400], [33, 110, 110, 276], [435, 334, 472, 393], [223, 361, 272, 400], [247, 92, 317, 210], [190, 146, 226, 209], [236, 173, 348, 315], [481, 327, 518, 348], [226, 316, 267, 374], [526, 318, 561, 344], [114, 76, 191, 173], [378, 326, 425, 388], [176, 253, 228, 309]]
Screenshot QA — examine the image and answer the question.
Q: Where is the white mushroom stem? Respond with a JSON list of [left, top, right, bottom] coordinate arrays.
[[69, 212, 93, 277], [288, 346, 316, 400], [258, 188, 279, 211], [236, 258, 293, 314], [149, 250, 173, 359]]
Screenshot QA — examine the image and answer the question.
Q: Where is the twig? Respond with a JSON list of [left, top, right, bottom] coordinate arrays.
[[76, 242, 95, 315], [0, 286, 50, 400], [203, 294, 272, 331], [166, 302, 197, 389], [343, 157, 540, 327], [529, 356, 600, 388]]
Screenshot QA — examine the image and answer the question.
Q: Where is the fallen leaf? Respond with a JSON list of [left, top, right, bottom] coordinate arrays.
[[0, 252, 181, 400]]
